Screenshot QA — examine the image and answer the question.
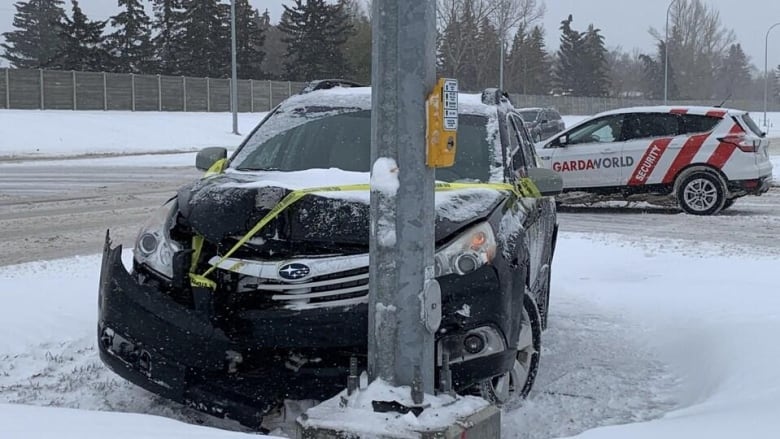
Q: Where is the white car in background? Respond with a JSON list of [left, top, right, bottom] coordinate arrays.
[[536, 106, 773, 215]]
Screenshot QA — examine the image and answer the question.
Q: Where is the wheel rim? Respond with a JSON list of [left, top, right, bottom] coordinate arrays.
[[683, 178, 719, 212], [485, 308, 536, 404]]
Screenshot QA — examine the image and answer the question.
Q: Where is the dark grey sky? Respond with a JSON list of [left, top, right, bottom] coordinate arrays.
[[1, 0, 779, 73]]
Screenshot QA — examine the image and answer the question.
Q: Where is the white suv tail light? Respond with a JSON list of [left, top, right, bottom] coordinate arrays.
[[717, 134, 760, 153]]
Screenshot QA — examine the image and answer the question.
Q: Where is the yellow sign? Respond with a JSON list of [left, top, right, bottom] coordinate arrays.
[[426, 78, 458, 168]]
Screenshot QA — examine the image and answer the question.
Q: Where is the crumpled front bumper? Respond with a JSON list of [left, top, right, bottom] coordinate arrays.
[[97, 233, 275, 426], [97, 231, 517, 427]]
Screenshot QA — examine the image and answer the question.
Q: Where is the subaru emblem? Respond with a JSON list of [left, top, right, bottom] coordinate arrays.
[[278, 263, 311, 281]]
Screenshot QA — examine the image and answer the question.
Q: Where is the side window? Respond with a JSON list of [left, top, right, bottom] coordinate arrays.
[[566, 114, 625, 145], [624, 113, 680, 140], [680, 114, 720, 134], [508, 115, 538, 174]]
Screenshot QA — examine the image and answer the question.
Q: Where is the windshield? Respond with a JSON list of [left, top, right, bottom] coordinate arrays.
[[231, 108, 493, 182], [520, 110, 540, 122]]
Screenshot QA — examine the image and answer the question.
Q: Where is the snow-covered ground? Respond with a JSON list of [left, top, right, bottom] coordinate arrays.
[[0, 110, 267, 159], [2, 232, 780, 438]]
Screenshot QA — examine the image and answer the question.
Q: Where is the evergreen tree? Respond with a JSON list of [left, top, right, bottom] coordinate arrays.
[[50, 0, 111, 71], [580, 24, 609, 97], [438, 0, 480, 90], [507, 25, 550, 95], [179, 0, 229, 78], [1, 0, 66, 68], [475, 16, 500, 89], [279, 0, 352, 81], [714, 43, 751, 100], [106, 0, 153, 73], [150, 0, 186, 75], [553, 15, 581, 95], [553, 15, 611, 97], [639, 41, 678, 100], [259, 9, 286, 79], [506, 26, 527, 92], [234, 0, 266, 79], [340, 0, 371, 84]]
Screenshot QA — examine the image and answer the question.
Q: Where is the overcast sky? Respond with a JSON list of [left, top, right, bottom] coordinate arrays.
[[1, 0, 779, 73]]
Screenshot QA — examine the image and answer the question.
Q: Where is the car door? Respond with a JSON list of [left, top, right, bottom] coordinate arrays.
[[620, 112, 681, 186], [539, 114, 627, 189], [508, 114, 555, 316]]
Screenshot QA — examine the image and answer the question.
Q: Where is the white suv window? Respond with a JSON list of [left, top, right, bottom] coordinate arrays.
[[566, 115, 625, 145], [624, 113, 680, 140]]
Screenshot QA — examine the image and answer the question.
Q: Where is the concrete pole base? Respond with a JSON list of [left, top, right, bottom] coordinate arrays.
[[295, 403, 500, 439]]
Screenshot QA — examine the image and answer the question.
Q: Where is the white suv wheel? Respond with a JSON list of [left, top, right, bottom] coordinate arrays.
[[676, 171, 726, 215]]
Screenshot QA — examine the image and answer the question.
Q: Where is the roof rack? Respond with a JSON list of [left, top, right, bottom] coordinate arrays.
[[300, 79, 365, 94], [481, 88, 511, 106]]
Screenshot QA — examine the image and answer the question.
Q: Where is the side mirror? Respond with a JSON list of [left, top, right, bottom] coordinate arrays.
[[196, 147, 228, 171], [528, 167, 564, 197], [541, 119, 549, 124]]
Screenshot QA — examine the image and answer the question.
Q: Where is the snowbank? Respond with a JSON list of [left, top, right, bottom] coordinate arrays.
[[0, 110, 267, 159], [551, 234, 780, 439]]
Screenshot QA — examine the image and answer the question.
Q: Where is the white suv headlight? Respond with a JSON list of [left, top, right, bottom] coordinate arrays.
[[435, 222, 497, 276], [133, 199, 181, 279]]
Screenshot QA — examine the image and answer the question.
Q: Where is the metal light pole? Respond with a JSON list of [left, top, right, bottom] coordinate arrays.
[[764, 22, 780, 128], [230, 0, 239, 135], [664, 0, 682, 105], [499, 37, 504, 90], [369, 0, 438, 398]]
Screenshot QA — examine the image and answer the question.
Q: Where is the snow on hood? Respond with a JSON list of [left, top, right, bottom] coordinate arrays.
[[219, 168, 506, 222]]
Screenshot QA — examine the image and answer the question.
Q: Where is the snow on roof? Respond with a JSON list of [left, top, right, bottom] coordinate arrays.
[[278, 86, 498, 116], [595, 105, 747, 118]]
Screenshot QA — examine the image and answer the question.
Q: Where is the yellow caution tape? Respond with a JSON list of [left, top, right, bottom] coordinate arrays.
[[189, 171, 541, 289], [204, 158, 227, 177]]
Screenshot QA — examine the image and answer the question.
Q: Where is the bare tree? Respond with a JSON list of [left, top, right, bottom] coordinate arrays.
[[649, 0, 736, 99], [490, 0, 545, 41]]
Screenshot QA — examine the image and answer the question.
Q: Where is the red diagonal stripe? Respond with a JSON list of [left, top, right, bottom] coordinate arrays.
[[627, 138, 673, 186], [706, 110, 726, 118], [706, 124, 743, 169], [661, 133, 710, 184]]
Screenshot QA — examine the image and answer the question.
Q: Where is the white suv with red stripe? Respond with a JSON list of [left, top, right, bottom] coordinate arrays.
[[537, 106, 773, 215]]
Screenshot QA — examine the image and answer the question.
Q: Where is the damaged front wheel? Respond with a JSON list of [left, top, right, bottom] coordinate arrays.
[[478, 295, 541, 404]]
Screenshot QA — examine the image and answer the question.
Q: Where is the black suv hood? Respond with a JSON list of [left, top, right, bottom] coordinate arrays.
[[177, 173, 506, 249]]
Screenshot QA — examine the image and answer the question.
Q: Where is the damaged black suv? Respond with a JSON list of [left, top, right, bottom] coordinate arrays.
[[97, 81, 562, 428]]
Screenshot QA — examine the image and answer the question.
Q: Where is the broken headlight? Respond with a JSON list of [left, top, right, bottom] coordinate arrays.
[[435, 222, 496, 276], [133, 199, 181, 279]]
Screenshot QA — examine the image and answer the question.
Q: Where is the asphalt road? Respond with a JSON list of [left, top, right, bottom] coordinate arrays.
[[0, 160, 778, 266], [0, 164, 199, 266]]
